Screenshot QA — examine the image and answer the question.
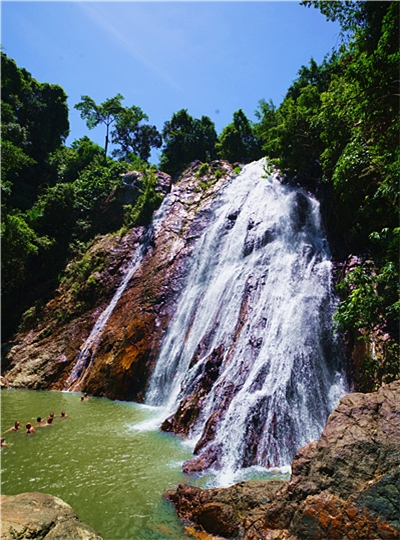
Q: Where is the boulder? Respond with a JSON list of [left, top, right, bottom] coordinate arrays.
[[166, 480, 287, 539], [1, 492, 103, 539], [263, 380, 400, 539]]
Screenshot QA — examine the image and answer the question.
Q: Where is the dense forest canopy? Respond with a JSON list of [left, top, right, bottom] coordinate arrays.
[[1, 0, 398, 388]]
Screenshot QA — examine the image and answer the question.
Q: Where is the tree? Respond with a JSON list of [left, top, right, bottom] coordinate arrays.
[[301, 1, 391, 49], [1, 52, 69, 209], [1, 212, 51, 290], [49, 136, 105, 184], [216, 109, 262, 164], [75, 94, 124, 157], [253, 99, 278, 157], [160, 109, 218, 175], [111, 106, 162, 162]]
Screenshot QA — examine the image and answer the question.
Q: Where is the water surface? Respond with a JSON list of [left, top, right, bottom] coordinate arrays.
[[1, 389, 193, 539]]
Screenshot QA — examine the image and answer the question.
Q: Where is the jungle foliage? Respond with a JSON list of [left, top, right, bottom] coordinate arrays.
[[1, 59, 163, 338], [159, 109, 218, 176]]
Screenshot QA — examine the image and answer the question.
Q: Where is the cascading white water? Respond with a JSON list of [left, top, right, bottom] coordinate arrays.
[[65, 196, 172, 392], [146, 158, 347, 480], [64, 245, 144, 391]]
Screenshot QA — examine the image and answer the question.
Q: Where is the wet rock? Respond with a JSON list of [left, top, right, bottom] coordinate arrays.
[[161, 345, 225, 437], [226, 209, 240, 230], [0, 492, 103, 539], [169, 381, 400, 540], [243, 224, 275, 257], [166, 480, 287, 539], [196, 503, 239, 537], [182, 443, 222, 474], [291, 191, 309, 232]]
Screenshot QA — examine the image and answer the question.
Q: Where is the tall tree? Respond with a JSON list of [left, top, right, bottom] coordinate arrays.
[[75, 94, 124, 157], [217, 109, 262, 164], [160, 109, 218, 175], [111, 105, 162, 163], [253, 99, 278, 157]]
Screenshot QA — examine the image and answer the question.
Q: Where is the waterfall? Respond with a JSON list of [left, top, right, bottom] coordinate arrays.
[[64, 196, 172, 392], [146, 158, 347, 479]]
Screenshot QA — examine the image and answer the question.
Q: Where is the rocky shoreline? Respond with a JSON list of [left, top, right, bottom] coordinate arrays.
[[167, 380, 400, 539]]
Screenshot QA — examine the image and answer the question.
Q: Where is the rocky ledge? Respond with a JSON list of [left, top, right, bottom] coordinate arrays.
[[1, 492, 103, 539], [167, 380, 400, 539]]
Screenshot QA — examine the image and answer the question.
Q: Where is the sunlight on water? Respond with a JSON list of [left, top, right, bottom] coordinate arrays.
[[1, 389, 193, 540]]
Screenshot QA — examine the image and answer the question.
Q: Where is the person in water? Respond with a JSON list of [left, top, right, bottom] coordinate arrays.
[[44, 417, 53, 426], [4, 421, 20, 433], [1, 438, 11, 448], [35, 417, 44, 427], [60, 411, 71, 418], [26, 423, 35, 434]]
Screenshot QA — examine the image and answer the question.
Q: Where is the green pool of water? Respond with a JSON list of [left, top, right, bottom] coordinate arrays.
[[1, 389, 193, 539]]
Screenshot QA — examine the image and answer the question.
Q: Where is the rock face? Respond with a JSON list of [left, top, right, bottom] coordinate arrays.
[[2, 161, 233, 401], [166, 480, 288, 540], [1, 227, 146, 394], [1, 492, 103, 539], [167, 380, 400, 539]]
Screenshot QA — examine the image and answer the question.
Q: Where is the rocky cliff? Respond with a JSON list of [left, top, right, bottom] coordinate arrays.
[[2, 161, 234, 401], [167, 380, 400, 539]]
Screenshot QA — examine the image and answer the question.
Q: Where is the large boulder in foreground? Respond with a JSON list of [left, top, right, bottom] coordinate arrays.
[[167, 380, 400, 539], [1, 492, 103, 539]]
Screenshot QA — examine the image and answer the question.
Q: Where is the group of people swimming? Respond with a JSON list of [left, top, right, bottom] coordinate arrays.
[[1, 412, 70, 447], [1, 393, 89, 448]]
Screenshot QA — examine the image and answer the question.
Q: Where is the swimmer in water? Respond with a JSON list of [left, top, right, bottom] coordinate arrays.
[[3, 421, 20, 433], [1, 438, 11, 448], [44, 417, 53, 426], [35, 417, 44, 427], [26, 423, 35, 434]]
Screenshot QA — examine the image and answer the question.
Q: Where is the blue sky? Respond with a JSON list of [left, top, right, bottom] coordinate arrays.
[[1, 1, 341, 165]]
